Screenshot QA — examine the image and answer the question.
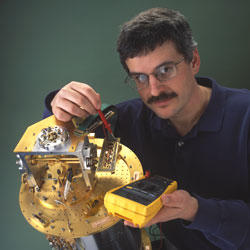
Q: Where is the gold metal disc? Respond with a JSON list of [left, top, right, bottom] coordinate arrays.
[[19, 138, 143, 238]]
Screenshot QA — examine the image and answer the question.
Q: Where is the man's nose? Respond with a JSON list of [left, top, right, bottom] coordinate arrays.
[[148, 75, 164, 96]]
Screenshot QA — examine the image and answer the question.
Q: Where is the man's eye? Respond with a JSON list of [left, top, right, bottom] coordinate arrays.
[[158, 65, 173, 75], [134, 74, 148, 84]]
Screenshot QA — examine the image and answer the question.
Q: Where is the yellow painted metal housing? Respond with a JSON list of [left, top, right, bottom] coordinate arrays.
[[104, 179, 177, 228]]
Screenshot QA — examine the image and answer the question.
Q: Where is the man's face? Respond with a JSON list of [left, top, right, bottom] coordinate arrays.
[[125, 41, 200, 120]]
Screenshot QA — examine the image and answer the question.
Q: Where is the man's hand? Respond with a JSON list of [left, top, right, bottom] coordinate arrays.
[[124, 190, 198, 227], [51, 81, 101, 122]]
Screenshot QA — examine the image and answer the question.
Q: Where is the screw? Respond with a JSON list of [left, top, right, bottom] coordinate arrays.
[[42, 196, 48, 201]]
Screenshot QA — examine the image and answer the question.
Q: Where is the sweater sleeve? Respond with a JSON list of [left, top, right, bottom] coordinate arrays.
[[185, 195, 250, 249], [42, 90, 58, 118], [186, 130, 250, 250], [186, 106, 250, 250]]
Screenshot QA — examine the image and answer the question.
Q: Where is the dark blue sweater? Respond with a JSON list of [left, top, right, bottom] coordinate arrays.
[[44, 77, 250, 250]]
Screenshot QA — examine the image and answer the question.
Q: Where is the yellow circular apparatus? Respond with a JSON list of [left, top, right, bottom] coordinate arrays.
[[15, 116, 144, 242], [19, 139, 143, 238]]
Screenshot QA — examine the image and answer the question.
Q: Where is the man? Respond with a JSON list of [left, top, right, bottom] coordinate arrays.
[[44, 8, 250, 250]]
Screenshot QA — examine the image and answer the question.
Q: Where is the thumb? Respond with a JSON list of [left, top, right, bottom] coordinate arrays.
[[161, 194, 171, 206]]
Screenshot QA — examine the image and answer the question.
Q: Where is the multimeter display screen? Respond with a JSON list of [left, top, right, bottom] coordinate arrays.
[[113, 176, 173, 206]]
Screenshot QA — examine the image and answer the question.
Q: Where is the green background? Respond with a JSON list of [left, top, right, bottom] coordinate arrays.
[[0, 0, 249, 249]]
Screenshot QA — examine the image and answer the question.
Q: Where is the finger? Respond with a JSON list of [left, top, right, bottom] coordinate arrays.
[[145, 206, 181, 227], [161, 191, 186, 207], [124, 221, 139, 228], [59, 87, 97, 115], [69, 81, 102, 110], [60, 87, 96, 113], [144, 217, 158, 227], [161, 194, 177, 207], [53, 98, 89, 119], [52, 107, 74, 122]]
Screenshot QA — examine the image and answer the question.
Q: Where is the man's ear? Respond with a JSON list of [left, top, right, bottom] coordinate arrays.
[[191, 48, 200, 74]]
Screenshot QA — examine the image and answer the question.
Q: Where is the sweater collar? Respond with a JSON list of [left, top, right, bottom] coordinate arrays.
[[196, 77, 226, 132]]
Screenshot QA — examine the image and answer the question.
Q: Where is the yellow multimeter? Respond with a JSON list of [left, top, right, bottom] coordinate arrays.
[[104, 175, 177, 228]]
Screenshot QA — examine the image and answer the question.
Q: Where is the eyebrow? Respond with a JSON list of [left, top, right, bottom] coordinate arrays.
[[129, 60, 177, 76]]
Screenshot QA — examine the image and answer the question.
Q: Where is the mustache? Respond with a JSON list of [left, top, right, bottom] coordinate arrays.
[[147, 92, 177, 104]]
